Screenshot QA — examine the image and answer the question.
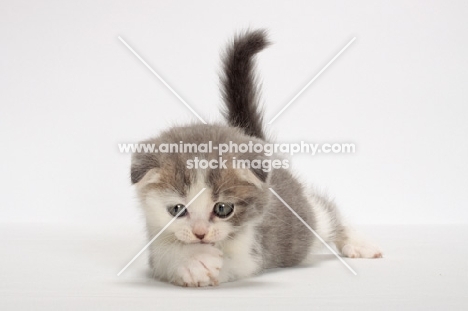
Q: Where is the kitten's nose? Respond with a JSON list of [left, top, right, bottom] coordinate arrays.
[[192, 221, 208, 240], [194, 233, 205, 240]]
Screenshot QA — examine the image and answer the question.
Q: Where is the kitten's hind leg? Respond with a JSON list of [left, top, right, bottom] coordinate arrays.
[[307, 190, 382, 259], [334, 226, 383, 258]]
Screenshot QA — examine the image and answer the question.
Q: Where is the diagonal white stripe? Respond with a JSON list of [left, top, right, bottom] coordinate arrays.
[[268, 188, 357, 275], [268, 37, 356, 124], [118, 36, 207, 124], [117, 188, 207, 276]]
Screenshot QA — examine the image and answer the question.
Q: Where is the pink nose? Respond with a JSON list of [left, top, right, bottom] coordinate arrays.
[[194, 233, 205, 240], [192, 222, 208, 240]]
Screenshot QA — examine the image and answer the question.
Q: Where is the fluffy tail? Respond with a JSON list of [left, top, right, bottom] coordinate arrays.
[[220, 29, 270, 140]]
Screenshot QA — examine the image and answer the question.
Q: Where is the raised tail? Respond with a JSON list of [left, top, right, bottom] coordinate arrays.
[[220, 29, 270, 140]]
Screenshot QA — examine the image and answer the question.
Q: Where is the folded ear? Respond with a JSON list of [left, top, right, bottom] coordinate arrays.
[[130, 153, 160, 184], [236, 168, 269, 189], [136, 167, 160, 186]]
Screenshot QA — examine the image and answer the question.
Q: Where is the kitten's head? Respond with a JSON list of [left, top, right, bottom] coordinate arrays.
[[131, 126, 270, 245]]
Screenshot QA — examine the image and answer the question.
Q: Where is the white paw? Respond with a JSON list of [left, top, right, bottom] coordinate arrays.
[[341, 243, 383, 259], [174, 247, 223, 287]]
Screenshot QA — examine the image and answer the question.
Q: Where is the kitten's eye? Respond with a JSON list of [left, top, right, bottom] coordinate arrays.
[[167, 204, 187, 217], [213, 202, 234, 218]]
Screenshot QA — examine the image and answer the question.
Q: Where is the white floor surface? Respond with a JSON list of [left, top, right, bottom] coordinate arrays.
[[1, 224, 467, 310]]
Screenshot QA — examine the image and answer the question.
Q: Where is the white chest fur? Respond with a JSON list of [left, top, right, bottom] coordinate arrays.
[[218, 224, 262, 282]]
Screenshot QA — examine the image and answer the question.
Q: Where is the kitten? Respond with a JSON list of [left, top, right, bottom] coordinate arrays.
[[131, 30, 382, 287]]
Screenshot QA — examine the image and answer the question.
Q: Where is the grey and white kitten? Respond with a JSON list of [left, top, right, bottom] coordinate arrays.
[[131, 30, 382, 287]]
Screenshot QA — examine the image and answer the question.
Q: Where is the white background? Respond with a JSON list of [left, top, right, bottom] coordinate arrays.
[[1, 0, 468, 225]]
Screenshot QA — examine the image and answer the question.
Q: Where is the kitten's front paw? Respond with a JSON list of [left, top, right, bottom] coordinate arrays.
[[174, 247, 223, 287]]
